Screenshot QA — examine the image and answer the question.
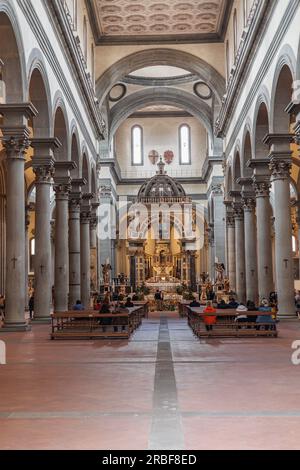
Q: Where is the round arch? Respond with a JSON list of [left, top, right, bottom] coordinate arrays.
[[270, 49, 296, 133], [82, 150, 91, 193], [53, 104, 69, 162], [0, 4, 27, 102], [28, 67, 51, 138], [109, 87, 213, 141], [96, 48, 225, 107]]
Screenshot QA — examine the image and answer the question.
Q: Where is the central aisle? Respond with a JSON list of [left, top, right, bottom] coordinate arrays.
[[0, 312, 300, 450]]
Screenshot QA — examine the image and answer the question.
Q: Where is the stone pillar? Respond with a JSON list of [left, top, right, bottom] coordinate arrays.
[[25, 205, 31, 309], [243, 197, 258, 304], [189, 251, 197, 292], [226, 213, 236, 293], [264, 134, 295, 317], [0, 103, 37, 331], [80, 194, 93, 308], [233, 203, 246, 303], [269, 157, 294, 316], [53, 161, 76, 312], [69, 178, 86, 308], [31, 139, 59, 321], [253, 179, 274, 301]]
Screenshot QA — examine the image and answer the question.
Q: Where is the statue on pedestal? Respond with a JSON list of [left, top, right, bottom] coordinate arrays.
[[215, 263, 225, 288], [102, 263, 112, 285]]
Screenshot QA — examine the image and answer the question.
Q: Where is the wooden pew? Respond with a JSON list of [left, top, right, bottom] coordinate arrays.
[[133, 301, 149, 318], [178, 301, 191, 318], [50, 306, 144, 340], [187, 307, 278, 338]]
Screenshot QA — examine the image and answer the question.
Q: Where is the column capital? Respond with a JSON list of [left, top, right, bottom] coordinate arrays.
[[232, 202, 244, 221], [53, 161, 76, 198], [226, 214, 235, 228], [242, 195, 256, 212], [69, 178, 87, 210], [1, 127, 30, 160], [32, 156, 55, 184], [263, 133, 295, 148], [253, 177, 271, 198], [80, 193, 93, 223], [70, 178, 87, 193], [269, 158, 292, 182]]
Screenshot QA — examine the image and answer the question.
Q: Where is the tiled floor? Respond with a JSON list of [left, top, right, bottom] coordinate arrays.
[[0, 313, 300, 450]]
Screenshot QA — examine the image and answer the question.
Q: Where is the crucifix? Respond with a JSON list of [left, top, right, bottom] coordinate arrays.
[[264, 266, 268, 275], [40, 264, 45, 274], [283, 259, 289, 269], [11, 257, 17, 269], [251, 269, 255, 277]]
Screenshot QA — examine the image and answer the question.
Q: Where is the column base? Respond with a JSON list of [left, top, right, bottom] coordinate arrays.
[[31, 316, 52, 324], [0, 322, 31, 332], [277, 313, 297, 320]]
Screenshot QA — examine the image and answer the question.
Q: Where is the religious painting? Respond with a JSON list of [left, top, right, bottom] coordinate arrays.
[[164, 150, 174, 164], [148, 150, 159, 165]]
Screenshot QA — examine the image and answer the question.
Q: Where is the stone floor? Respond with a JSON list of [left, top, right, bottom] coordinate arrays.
[[0, 311, 300, 450]]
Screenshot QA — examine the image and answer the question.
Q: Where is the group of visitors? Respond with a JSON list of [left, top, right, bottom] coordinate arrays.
[[189, 295, 277, 332]]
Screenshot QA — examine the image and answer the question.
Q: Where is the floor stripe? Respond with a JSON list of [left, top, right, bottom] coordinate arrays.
[[148, 316, 185, 450]]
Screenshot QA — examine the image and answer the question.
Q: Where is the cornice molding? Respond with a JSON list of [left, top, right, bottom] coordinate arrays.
[[17, 0, 105, 160], [216, 0, 300, 157]]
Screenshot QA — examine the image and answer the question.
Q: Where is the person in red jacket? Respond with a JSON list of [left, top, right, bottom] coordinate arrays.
[[203, 301, 217, 332]]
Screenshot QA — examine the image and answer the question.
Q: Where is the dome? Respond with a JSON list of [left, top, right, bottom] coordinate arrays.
[[137, 158, 186, 201]]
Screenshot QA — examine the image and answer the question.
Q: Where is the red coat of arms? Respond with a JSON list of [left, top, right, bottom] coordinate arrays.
[[164, 150, 174, 164]]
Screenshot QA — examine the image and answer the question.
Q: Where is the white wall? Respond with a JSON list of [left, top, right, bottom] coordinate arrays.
[[115, 116, 208, 177]]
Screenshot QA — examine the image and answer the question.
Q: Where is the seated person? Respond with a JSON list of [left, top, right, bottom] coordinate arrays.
[[125, 297, 134, 308], [118, 293, 124, 302], [227, 297, 239, 309], [218, 299, 228, 309], [73, 300, 85, 311], [203, 301, 217, 332], [132, 293, 139, 301], [235, 304, 248, 323], [246, 300, 257, 311], [256, 300, 276, 330], [112, 292, 119, 301], [189, 296, 201, 308]]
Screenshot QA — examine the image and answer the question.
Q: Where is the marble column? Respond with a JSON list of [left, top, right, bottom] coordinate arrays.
[[80, 194, 93, 308], [243, 197, 258, 304], [25, 205, 31, 309], [226, 213, 236, 293], [53, 161, 76, 312], [90, 201, 99, 249], [0, 103, 37, 331], [264, 133, 295, 317], [269, 157, 295, 317], [252, 179, 274, 301], [31, 139, 59, 321], [69, 178, 85, 308], [189, 251, 197, 292], [233, 203, 246, 303]]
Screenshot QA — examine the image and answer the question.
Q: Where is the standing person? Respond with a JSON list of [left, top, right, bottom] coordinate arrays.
[[155, 289, 162, 311], [28, 294, 34, 320]]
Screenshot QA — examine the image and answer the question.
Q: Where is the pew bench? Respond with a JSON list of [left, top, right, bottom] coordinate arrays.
[[50, 306, 143, 340], [187, 307, 278, 338]]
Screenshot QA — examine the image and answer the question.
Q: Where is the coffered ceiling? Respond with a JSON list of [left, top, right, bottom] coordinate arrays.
[[87, 0, 233, 45]]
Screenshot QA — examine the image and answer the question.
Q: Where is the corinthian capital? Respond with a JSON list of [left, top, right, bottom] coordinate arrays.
[[2, 128, 30, 160], [253, 180, 271, 198], [269, 159, 292, 181]]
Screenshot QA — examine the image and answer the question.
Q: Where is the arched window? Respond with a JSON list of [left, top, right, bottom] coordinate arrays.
[[226, 40, 230, 83], [233, 9, 238, 58], [179, 124, 191, 165], [243, 0, 248, 27], [292, 235, 297, 253], [131, 125, 143, 165], [73, 0, 77, 30], [83, 16, 88, 63], [30, 238, 35, 273]]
